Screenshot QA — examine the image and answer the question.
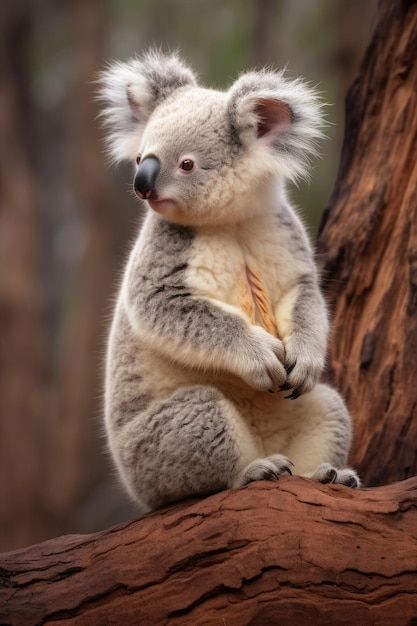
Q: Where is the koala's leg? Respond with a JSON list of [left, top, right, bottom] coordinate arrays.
[[281, 383, 361, 487], [112, 385, 274, 510]]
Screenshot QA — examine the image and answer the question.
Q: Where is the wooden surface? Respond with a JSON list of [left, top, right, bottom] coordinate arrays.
[[1, 477, 417, 626], [318, 0, 417, 487]]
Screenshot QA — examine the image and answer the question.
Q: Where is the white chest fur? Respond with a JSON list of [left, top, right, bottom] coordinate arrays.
[[186, 213, 298, 335]]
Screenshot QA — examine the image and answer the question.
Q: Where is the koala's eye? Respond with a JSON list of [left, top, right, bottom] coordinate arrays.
[[136, 154, 141, 165], [180, 159, 194, 172]]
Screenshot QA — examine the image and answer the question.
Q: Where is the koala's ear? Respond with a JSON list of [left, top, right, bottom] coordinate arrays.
[[99, 51, 197, 162], [228, 70, 324, 180]]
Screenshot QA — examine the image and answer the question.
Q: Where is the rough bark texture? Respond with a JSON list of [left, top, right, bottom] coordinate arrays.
[[317, 0, 417, 487], [1, 477, 417, 626]]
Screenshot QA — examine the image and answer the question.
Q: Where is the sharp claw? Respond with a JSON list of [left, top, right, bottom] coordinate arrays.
[[285, 388, 301, 400], [343, 476, 359, 488], [281, 465, 292, 476], [279, 382, 292, 391], [320, 468, 337, 484], [263, 469, 279, 482], [285, 362, 296, 375]]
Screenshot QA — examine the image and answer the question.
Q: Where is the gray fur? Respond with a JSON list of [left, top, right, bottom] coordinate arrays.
[[101, 51, 360, 511], [99, 51, 197, 162], [124, 218, 285, 386], [227, 70, 324, 181], [115, 386, 240, 508]]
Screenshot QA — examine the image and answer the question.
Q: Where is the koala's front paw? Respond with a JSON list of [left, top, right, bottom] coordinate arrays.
[[234, 454, 294, 488], [282, 333, 326, 399], [240, 326, 287, 392]]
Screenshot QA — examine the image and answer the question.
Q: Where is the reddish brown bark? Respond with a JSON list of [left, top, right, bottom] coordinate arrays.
[[317, 0, 417, 487], [1, 477, 417, 626]]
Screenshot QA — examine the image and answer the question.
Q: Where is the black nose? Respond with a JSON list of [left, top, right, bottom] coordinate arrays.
[[134, 156, 160, 199]]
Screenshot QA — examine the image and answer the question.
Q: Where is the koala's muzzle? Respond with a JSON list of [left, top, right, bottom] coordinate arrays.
[[134, 156, 160, 200]]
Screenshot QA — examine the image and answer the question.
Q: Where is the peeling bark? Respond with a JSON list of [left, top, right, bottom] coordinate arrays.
[[1, 478, 417, 626]]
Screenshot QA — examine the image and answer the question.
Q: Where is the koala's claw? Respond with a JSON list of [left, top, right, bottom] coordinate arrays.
[[282, 361, 304, 399], [262, 468, 280, 481], [285, 362, 296, 375], [319, 467, 338, 484], [258, 464, 291, 481], [282, 334, 327, 395], [234, 454, 294, 488], [309, 463, 361, 488], [245, 326, 286, 392], [285, 387, 302, 400], [341, 474, 360, 488]]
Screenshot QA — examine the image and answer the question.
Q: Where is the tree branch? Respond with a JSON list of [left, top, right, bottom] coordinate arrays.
[[1, 477, 417, 625]]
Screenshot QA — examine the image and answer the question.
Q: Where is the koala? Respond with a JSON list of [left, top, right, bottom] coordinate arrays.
[[100, 51, 360, 511]]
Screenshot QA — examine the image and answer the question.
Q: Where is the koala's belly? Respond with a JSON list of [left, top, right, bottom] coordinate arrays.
[[142, 348, 292, 456], [186, 231, 281, 336]]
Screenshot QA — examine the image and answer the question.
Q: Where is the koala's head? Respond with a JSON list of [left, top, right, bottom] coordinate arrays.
[[100, 51, 323, 227]]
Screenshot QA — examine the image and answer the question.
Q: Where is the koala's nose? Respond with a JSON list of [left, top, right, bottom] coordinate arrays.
[[134, 156, 160, 199]]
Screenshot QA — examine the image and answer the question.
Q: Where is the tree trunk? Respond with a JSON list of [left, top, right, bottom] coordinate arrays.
[[317, 0, 417, 487], [1, 477, 417, 626], [0, 1, 43, 550], [1, 0, 417, 622], [43, 0, 135, 536]]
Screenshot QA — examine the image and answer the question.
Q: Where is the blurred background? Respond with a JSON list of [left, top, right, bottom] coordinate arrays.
[[0, 0, 376, 552]]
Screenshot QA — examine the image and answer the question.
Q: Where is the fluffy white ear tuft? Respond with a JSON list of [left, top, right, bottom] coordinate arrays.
[[98, 51, 197, 163], [228, 70, 324, 181]]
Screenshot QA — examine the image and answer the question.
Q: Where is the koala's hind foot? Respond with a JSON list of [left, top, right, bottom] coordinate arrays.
[[309, 462, 361, 488], [233, 454, 294, 488]]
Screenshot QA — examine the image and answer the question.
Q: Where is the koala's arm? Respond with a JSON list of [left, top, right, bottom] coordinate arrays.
[[123, 216, 286, 392], [274, 205, 329, 397]]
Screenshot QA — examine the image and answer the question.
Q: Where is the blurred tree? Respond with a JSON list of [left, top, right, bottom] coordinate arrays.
[[0, 1, 43, 550], [251, 0, 278, 66], [40, 0, 139, 538], [0, 0, 138, 551]]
